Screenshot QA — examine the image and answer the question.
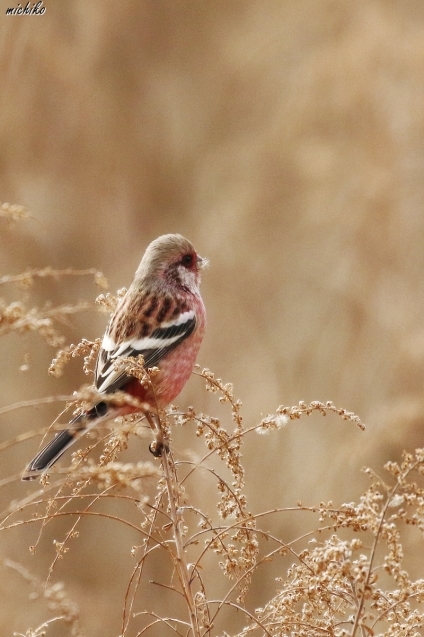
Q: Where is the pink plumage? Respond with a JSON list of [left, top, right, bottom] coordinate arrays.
[[23, 234, 207, 479]]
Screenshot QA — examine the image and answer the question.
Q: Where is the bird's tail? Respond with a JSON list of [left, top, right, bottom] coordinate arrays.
[[22, 401, 109, 481]]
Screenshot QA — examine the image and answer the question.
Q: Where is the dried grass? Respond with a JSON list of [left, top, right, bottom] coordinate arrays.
[[1, 212, 423, 637]]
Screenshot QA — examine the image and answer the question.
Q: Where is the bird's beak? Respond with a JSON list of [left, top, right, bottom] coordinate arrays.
[[197, 254, 209, 269]]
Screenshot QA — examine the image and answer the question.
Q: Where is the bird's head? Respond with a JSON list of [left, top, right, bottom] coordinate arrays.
[[135, 234, 208, 294]]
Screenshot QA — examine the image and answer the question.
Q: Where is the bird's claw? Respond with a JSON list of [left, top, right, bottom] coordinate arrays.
[[149, 439, 170, 457]]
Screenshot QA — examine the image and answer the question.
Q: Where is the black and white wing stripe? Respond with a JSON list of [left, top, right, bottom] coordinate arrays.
[[95, 310, 196, 394]]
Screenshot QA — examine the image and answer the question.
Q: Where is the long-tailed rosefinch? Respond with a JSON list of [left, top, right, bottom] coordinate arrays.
[[23, 234, 207, 480]]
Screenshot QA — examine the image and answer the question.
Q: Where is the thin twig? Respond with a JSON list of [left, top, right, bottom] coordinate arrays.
[[162, 449, 200, 637]]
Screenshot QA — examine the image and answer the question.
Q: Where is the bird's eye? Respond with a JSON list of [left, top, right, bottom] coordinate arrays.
[[181, 253, 194, 267]]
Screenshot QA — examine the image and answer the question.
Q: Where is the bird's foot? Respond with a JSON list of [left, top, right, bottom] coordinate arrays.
[[149, 439, 170, 457]]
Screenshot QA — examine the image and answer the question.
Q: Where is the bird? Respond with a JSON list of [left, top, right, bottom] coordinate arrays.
[[23, 233, 207, 480]]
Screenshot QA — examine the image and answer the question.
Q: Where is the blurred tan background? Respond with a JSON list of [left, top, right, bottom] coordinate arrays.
[[2, 1, 424, 634]]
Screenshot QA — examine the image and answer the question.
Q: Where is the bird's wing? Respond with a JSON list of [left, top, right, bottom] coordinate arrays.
[[95, 310, 196, 394]]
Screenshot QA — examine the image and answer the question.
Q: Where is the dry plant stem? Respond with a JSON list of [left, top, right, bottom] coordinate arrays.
[[43, 434, 136, 576], [145, 411, 165, 450], [351, 475, 412, 637], [122, 499, 166, 636], [161, 448, 200, 637], [350, 490, 390, 637], [1, 510, 146, 534], [0, 394, 75, 416], [0, 266, 105, 286], [208, 599, 273, 636], [0, 300, 94, 337], [134, 611, 192, 636]]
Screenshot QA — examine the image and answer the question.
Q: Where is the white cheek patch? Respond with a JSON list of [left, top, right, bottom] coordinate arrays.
[[177, 266, 198, 293]]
